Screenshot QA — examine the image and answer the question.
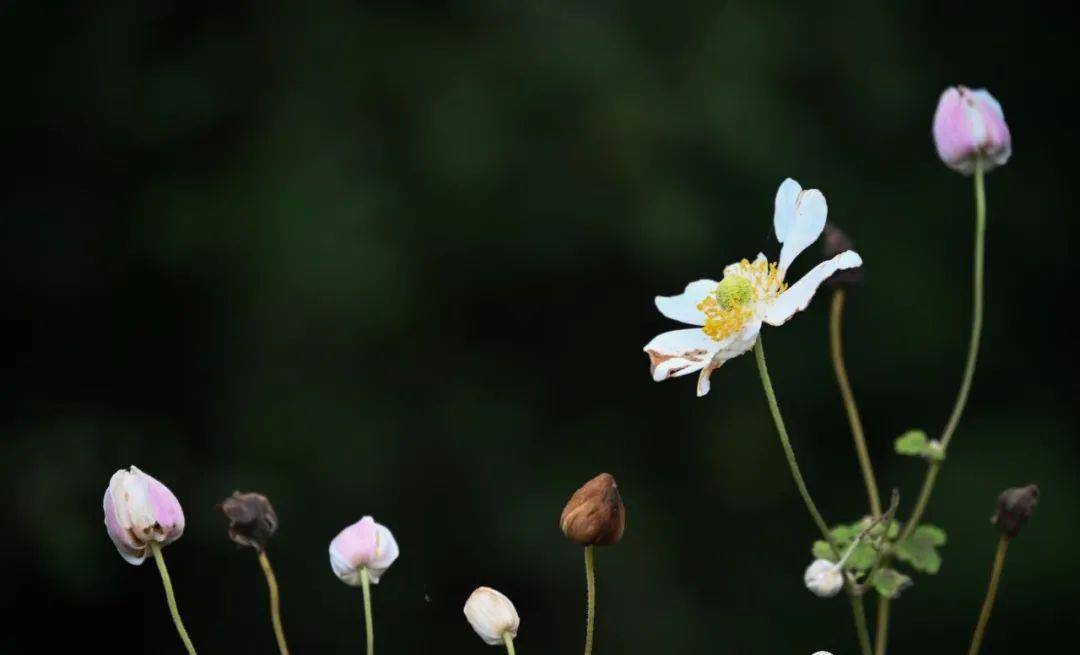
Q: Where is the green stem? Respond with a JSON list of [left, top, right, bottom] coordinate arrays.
[[149, 542, 197, 655], [258, 551, 291, 655], [829, 289, 882, 518], [753, 337, 835, 550], [874, 598, 890, 655], [584, 545, 596, 655], [504, 633, 518, 655], [361, 567, 374, 655], [850, 594, 874, 655], [967, 536, 1011, 655], [900, 161, 986, 542]]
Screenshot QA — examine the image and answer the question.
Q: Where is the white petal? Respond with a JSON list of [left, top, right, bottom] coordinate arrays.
[[764, 251, 862, 326], [367, 524, 400, 584], [654, 279, 717, 326], [644, 328, 720, 382], [773, 178, 802, 243], [778, 189, 828, 272], [695, 321, 761, 397]]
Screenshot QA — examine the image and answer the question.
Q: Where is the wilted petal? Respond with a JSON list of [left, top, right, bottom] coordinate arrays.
[[643, 329, 720, 382], [654, 279, 716, 326], [764, 251, 862, 326]]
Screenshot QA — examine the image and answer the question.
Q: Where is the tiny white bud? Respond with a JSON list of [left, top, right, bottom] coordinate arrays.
[[812, 651, 835, 655], [464, 587, 520, 646], [804, 559, 844, 597]]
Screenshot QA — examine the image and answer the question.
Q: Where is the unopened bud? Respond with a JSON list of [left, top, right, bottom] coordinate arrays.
[[103, 466, 185, 566], [804, 559, 844, 598], [822, 224, 864, 288], [933, 86, 1011, 175], [219, 491, 278, 552], [560, 473, 625, 546], [991, 484, 1039, 538], [329, 516, 400, 585], [464, 587, 520, 646]]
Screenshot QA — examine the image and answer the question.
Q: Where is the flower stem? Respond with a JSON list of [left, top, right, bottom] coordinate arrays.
[[874, 596, 890, 655], [829, 289, 882, 518], [583, 545, 596, 655], [850, 594, 874, 655], [149, 542, 197, 655], [900, 160, 987, 543], [967, 535, 1011, 655], [361, 567, 375, 655], [257, 551, 290, 655], [504, 633, 518, 655], [753, 337, 835, 549]]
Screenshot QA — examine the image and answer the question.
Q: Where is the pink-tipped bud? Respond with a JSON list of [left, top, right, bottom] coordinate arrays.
[[329, 516, 400, 585], [103, 466, 185, 565], [932, 86, 1011, 175]]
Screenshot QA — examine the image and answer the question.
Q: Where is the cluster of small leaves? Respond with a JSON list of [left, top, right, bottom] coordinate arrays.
[[894, 429, 945, 461], [810, 518, 946, 599]]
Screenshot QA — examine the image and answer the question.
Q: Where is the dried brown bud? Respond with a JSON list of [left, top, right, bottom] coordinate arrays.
[[991, 484, 1039, 538], [560, 473, 625, 546], [220, 491, 278, 551], [822, 224, 864, 288]]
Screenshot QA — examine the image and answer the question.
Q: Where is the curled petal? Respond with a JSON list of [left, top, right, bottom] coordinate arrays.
[[643, 329, 720, 382], [764, 251, 863, 326], [654, 279, 716, 326]]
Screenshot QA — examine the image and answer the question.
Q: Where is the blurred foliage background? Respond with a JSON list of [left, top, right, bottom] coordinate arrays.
[[2, 1, 1076, 653]]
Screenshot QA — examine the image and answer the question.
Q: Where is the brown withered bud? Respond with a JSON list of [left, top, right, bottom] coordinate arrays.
[[822, 224, 864, 288], [991, 484, 1039, 538], [220, 491, 278, 552], [560, 473, 625, 546]]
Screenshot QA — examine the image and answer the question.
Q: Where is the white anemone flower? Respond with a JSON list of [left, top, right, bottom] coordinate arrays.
[[644, 178, 863, 397]]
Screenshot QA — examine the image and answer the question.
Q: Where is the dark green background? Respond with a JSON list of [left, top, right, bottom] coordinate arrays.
[[3, 1, 1075, 653]]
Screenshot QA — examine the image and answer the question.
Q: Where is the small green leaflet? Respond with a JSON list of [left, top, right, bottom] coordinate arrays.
[[871, 568, 913, 599], [894, 430, 945, 461], [895, 525, 947, 574]]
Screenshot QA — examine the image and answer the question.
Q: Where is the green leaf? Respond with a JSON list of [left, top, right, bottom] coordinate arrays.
[[812, 540, 836, 561], [871, 568, 913, 599], [846, 541, 878, 571], [896, 525, 947, 574], [894, 430, 945, 460]]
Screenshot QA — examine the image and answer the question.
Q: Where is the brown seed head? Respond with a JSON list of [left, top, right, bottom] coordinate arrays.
[[219, 491, 278, 551], [560, 473, 625, 546], [991, 484, 1039, 538]]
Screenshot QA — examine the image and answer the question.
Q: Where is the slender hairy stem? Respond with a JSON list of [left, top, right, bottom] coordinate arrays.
[[901, 161, 987, 541], [583, 545, 596, 655], [874, 597, 889, 655], [258, 551, 290, 655], [360, 567, 375, 655], [753, 337, 835, 549], [504, 633, 518, 655], [968, 536, 1011, 655], [829, 289, 882, 517], [850, 594, 874, 655], [149, 542, 197, 655]]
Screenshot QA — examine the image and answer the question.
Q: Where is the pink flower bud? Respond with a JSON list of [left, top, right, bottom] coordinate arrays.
[[932, 86, 1011, 174], [102, 466, 185, 565], [329, 516, 400, 585]]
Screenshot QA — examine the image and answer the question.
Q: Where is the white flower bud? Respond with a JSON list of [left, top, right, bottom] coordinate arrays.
[[464, 587, 520, 646], [804, 558, 844, 597]]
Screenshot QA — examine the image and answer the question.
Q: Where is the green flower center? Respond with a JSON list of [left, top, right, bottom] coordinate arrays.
[[714, 275, 755, 310]]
